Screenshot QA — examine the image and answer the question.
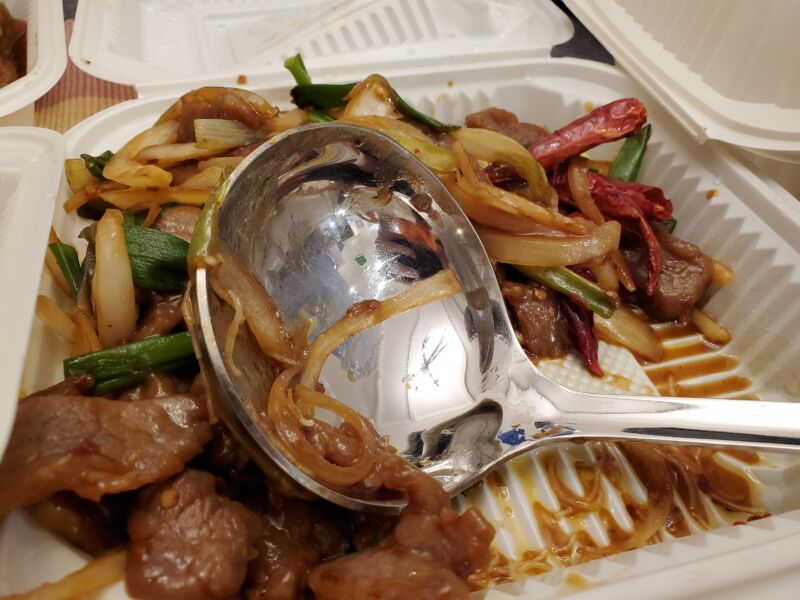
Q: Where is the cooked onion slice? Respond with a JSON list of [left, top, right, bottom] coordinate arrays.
[[3, 548, 126, 600], [691, 307, 732, 344], [99, 186, 211, 210], [452, 127, 555, 207], [448, 142, 585, 234], [133, 142, 230, 168], [93, 209, 138, 347], [209, 245, 297, 367], [568, 157, 604, 225], [35, 295, 75, 343], [342, 74, 400, 119], [103, 120, 178, 188], [594, 307, 664, 362], [477, 220, 621, 268], [300, 269, 462, 388]]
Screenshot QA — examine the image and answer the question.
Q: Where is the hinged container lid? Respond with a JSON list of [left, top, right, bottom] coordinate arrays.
[[565, 0, 800, 161], [0, 127, 63, 455], [69, 0, 573, 95]]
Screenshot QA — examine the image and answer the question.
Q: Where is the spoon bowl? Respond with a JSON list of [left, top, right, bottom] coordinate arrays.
[[192, 123, 800, 514]]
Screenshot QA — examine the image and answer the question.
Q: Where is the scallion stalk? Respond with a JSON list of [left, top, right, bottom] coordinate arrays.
[[48, 243, 82, 298], [64, 332, 196, 394], [514, 265, 617, 319]]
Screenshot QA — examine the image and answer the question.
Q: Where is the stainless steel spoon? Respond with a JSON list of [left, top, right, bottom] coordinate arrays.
[[190, 123, 800, 514]]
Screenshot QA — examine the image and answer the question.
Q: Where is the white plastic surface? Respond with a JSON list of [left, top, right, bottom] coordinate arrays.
[[68, 0, 572, 95], [0, 0, 66, 125], [0, 127, 63, 457], [7, 54, 800, 597], [565, 0, 800, 161]]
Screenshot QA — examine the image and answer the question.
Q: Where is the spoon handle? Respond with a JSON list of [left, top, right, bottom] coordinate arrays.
[[549, 391, 800, 452]]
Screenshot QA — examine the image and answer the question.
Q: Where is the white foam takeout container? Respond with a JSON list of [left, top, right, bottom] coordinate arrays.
[[3, 0, 800, 597], [564, 0, 800, 199], [0, 0, 66, 125]]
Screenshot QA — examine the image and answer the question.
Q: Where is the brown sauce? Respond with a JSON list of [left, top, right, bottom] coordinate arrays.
[[645, 354, 740, 386], [653, 321, 696, 341]]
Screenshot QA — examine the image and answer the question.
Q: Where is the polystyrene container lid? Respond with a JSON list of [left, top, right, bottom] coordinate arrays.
[[565, 0, 800, 162], [0, 127, 63, 455], [68, 0, 573, 94], [0, 0, 67, 121]]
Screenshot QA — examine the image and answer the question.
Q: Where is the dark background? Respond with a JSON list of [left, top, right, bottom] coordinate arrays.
[[60, 0, 612, 65]]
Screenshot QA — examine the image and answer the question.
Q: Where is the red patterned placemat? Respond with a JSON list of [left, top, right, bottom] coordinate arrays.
[[34, 20, 136, 133]]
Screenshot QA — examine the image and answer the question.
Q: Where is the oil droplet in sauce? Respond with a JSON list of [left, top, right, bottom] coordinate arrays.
[[563, 572, 591, 591]]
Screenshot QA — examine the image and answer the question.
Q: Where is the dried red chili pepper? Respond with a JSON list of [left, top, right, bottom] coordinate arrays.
[[589, 190, 662, 296], [528, 98, 647, 170], [550, 170, 665, 296], [588, 173, 673, 221], [560, 294, 603, 377]]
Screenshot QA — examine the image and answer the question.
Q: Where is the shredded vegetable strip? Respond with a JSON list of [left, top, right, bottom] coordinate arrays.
[[1, 549, 126, 600], [35, 295, 75, 342], [300, 269, 461, 388], [222, 289, 245, 379], [477, 221, 621, 268], [265, 269, 461, 489], [450, 143, 586, 234], [690, 308, 732, 344]]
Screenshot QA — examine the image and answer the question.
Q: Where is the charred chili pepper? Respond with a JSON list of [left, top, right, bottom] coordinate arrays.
[[560, 295, 603, 377], [528, 98, 647, 170], [609, 123, 651, 182]]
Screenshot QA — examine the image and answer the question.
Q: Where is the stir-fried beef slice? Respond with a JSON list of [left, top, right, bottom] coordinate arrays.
[[244, 499, 350, 600], [308, 455, 494, 600], [133, 294, 185, 340], [127, 469, 262, 600], [117, 374, 179, 401], [0, 394, 211, 517], [153, 205, 202, 243], [310, 548, 469, 600], [465, 107, 548, 147], [622, 224, 713, 321], [27, 491, 131, 556], [501, 280, 571, 359]]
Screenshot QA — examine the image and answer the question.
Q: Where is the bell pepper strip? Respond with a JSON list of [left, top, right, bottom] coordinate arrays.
[[560, 295, 603, 377], [609, 123, 651, 182], [528, 98, 647, 170], [662, 217, 677, 233], [513, 265, 616, 319]]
